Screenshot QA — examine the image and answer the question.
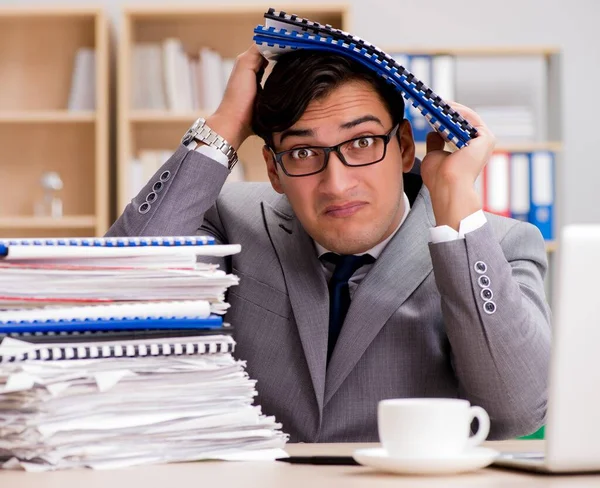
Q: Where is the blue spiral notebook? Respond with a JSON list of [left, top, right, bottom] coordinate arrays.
[[0, 316, 224, 334], [0, 236, 241, 260], [254, 8, 478, 149], [0, 326, 233, 344], [0, 299, 223, 333], [0, 335, 236, 363]]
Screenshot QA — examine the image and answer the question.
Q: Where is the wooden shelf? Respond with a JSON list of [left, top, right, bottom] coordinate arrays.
[[0, 6, 103, 18], [492, 142, 563, 152], [118, 5, 349, 211], [381, 46, 560, 57], [0, 216, 97, 229], [0, 111, 96, 123], [414, 142, 563, 154], [0, 8, 109, 237]]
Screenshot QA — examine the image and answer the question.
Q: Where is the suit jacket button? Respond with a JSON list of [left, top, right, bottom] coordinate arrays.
[[481, 288, 493, 300], [153, 181, 163, 192], [139, 202, 151, 214], [478, 275, 491, 288], [474, 261, 487, 274], [484, 301, 496, 314], [146, 191, 157, 203], [160, 170, 171, 182]]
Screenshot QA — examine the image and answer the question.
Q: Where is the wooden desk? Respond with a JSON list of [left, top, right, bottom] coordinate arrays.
[[1, 440, 600, 487]]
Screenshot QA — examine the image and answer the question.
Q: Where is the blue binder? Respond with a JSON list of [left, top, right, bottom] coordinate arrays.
[[528, 151, 555, 240]]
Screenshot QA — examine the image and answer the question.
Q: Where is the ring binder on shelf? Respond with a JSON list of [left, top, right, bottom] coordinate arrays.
[[253, 8, 478, 149]]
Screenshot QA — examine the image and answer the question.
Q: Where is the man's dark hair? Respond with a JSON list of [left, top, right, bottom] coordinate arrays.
[[252, 50, 405, 148]]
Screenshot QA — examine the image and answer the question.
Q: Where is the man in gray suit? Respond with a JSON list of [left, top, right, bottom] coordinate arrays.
[[108, 45, 550, 443]]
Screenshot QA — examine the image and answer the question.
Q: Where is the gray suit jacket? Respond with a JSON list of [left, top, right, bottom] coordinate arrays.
[[108, 145, 551, 442]]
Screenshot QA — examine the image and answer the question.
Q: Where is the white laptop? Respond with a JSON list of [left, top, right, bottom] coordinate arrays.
[[493, 224, 600, 473]]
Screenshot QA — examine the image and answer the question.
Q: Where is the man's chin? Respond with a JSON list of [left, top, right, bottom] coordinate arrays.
[[318, 231, 379, 255]]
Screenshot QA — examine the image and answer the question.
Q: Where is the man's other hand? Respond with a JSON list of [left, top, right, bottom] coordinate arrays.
[[420, 102, 496, 231]]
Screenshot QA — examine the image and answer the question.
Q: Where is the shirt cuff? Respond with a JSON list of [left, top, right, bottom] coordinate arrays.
[[189, 144, 229, 168], [429, 210, 487, 243]]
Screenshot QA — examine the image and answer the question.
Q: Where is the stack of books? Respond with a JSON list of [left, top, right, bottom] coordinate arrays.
[[132, 40, 235, 113], [0, 237, 288, 471]]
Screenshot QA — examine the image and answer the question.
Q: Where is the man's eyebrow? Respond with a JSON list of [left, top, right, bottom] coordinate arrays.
[[279, 128, 314, 145], [277, 115, 383, 145], [340, 115, 384, 130]]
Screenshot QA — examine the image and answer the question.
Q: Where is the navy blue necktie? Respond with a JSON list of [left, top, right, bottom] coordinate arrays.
[[322, 253, 376, 363]]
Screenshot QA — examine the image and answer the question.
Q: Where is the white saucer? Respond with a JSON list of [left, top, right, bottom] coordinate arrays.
[[353, 447, 499, 475]]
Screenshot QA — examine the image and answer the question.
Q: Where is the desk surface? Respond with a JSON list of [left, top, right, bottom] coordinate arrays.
[[1, 440, 600, 487]]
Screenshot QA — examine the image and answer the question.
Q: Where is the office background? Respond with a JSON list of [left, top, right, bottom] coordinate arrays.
[[0, 0, 598, 234]]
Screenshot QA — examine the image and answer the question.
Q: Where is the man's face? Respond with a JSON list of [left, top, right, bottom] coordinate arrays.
[[264, 80, 415, 255]]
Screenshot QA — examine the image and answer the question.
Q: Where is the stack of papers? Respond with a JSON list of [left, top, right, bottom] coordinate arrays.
[[0, 336, 287, 470], [0, 236, 289, 469], [0, 237, 240, 309]]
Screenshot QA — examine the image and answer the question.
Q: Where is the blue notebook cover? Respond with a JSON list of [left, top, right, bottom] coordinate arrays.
[[528, 151, 555, 240], [0, 236, 216, 256], [0, 315, 223, 334]]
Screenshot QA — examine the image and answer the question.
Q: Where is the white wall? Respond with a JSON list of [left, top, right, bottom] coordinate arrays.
[[4, 0, 599, 226]]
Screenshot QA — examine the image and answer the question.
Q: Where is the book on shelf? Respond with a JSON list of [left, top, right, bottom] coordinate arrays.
[[132, 40, 235, 112], [67, 47, 96, 111], [454, 55, 548, 142], [0, 236, 288, 470], [476, 150, 555, 240], [389, 53, 456, 143], [474, 105, 536, 142]]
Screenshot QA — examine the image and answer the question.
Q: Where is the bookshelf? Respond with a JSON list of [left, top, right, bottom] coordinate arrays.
[[0, 7, 109, 238], [117, 5, 350, 213], [382, 46, 561, 255]]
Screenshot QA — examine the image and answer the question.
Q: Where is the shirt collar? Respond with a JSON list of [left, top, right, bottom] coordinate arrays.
[[314, 192, 411, 259]]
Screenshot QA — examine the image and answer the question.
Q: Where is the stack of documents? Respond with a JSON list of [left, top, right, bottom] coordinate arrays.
[[0, 236, 239, 309], [0, 237, 288, 470], [0, 335, 287, 470]]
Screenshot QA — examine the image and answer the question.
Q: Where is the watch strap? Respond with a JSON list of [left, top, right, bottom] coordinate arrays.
[[182, 118, 239, 169]]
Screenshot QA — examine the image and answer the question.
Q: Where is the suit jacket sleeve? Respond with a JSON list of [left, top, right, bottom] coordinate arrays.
[[105, 145, 230, 265], [428, 220, 551, 440]]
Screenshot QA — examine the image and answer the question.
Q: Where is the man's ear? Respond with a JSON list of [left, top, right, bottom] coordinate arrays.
[[397, 119, 416, 173], [263, 145, 284, 194]]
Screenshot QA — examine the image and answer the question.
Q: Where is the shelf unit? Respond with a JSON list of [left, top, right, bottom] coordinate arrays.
[[117, 5, 349, 213], [0, 7, 109, 238], [383, 46, 561, 256]]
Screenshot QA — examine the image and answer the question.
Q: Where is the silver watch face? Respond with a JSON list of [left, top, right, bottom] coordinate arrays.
[[181, 118, 205, 146]]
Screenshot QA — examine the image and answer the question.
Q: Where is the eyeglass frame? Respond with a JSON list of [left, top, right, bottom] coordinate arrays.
[[267, 122, 401, 177]]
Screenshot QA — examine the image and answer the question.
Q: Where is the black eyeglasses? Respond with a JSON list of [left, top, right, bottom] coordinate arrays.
[[268, 123, 401, 177]]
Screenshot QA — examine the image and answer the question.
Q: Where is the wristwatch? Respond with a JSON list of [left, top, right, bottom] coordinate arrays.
[[181, 117, 239, 170]]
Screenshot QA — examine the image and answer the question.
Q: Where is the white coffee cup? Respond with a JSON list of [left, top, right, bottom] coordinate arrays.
[[378, 398, 490, 458]]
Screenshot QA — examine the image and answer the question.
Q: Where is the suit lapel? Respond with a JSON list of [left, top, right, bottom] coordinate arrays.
[[262, 196, 329, 413], [324, 183, 437, 405]]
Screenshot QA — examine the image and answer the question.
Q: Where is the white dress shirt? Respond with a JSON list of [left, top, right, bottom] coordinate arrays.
[[315, 194, 487, 296]]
